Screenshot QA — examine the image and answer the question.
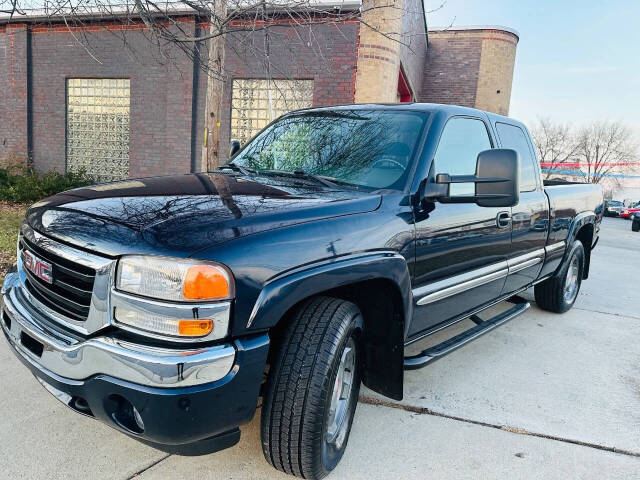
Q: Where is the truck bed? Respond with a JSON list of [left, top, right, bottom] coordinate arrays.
[[544, 183, 603, 246]]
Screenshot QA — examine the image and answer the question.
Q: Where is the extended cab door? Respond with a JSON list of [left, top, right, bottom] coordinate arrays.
[[493, 121, 550, 293], [409, 115, 512, 339]]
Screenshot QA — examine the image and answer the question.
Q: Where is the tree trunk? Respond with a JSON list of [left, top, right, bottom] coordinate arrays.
[[202, 0, 227, 171]]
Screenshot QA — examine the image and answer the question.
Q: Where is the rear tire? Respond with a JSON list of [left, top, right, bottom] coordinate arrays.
[[261, 297, 363, 479], [632, 219, 640, 232], [534, 240, 584, 313]]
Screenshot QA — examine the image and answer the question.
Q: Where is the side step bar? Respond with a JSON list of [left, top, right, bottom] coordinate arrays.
[[404, 302, 530, 370]]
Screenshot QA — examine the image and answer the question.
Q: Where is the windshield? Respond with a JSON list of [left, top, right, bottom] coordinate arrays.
[[608, 201, 623, 206], [229, 110, 429, 190]]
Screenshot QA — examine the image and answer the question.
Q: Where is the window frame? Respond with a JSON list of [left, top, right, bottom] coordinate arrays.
[[229, 77, 315, 146], [431, 114, 495, 177], [65, 77, 131, 182]]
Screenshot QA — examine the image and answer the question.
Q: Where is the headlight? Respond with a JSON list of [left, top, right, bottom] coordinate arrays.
[[116, 255, 234, 302], [113, 256, 233, 340]]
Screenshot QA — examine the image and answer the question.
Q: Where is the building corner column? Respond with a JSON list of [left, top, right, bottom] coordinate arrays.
[[353, 0, 404, 103]]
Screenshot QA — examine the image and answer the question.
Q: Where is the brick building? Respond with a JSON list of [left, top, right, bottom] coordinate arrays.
[[0, 2, 519, 181]]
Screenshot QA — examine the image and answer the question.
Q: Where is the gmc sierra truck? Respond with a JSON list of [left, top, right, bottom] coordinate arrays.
[[1, 104, 602, 479]]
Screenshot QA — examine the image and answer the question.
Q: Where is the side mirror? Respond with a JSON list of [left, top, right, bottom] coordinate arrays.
[[229, 140, 241, 157], [426, 149, 520, 208]]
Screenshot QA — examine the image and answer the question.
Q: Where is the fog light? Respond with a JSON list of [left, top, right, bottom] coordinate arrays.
[[133, 406, 145, 431], [107, 394, 144, 434]]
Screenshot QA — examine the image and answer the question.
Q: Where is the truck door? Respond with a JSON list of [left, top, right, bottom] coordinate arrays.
[[409, 116, 512, 339], [494, 122, 549, 293]]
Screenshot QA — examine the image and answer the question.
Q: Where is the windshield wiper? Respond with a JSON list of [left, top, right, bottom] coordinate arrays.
[[292, 170, 340, 188], [220, 163, 253, 175], [261, 169, 341, 189]]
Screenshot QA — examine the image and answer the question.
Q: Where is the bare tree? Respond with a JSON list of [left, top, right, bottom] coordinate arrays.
[[530, 118, 579, 180], [575, 120, 638, 184], [2, 0, 436, 169]]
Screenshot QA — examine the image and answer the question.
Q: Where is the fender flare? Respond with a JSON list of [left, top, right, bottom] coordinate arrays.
[[565, 211, 597, 249], [558, 211, 597, 278], [247, 251, 412, 331], [247, 251, 412, 401], [562, 210, 597, 261]]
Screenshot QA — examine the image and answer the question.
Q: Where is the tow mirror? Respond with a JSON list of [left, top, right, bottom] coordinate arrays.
[[425, 149, 520, 208], [229, 140, 241, 157]]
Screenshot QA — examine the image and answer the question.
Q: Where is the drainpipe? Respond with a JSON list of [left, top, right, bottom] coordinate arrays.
[[26, 24, 33, 167]]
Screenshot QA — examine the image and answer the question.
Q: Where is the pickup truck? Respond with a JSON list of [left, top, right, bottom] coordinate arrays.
[[1, 104, 602, 479]]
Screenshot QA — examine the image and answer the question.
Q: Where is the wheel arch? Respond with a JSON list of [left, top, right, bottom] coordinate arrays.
[[558, 211, 596, 280], [250, 252, 411, 401]]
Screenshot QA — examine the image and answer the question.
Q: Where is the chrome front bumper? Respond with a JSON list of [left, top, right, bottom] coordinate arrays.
[[1, 272, 236, 388]]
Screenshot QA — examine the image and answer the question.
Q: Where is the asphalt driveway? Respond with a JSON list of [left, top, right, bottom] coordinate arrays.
[[1, 217, 638, 479]]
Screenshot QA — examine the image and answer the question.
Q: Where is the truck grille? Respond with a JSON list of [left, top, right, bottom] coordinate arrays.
[[19, 236, 95, 322]]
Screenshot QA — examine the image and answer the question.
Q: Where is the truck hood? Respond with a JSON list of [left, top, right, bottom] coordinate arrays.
[[25, 173, 382, 257]]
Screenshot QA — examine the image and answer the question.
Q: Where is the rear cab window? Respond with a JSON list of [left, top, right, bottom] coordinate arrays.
[[495, 122, 539, 192]]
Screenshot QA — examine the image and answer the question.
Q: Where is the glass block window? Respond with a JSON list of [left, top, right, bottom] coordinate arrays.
[[230, 79, 314, 144], [66, 78, 130, 182]]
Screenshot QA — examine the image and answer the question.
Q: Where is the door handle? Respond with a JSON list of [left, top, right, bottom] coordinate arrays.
[[496, 211, 511, 228]]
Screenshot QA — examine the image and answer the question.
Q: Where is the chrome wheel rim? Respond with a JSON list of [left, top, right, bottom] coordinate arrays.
[[564, 255, 580, 303], [326, 338, 356, 449]]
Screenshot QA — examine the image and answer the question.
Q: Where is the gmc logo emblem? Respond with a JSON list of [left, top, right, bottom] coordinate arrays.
[[22, 250, 53, 284]]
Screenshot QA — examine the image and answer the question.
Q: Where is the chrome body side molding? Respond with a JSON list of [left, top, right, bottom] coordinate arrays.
[[413, 249, 546, 306], [507, 248, 545, 274], [414, 262, 509, 306], [545, 240, 566, 254]]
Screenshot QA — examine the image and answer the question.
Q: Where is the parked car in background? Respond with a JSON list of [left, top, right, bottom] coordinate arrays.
[[620, 206, 640, 219], [604, 200, 624, 217]]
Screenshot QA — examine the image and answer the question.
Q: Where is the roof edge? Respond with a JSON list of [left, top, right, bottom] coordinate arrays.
[[0, 1, 362, 24], [428, 24, 520, 39]]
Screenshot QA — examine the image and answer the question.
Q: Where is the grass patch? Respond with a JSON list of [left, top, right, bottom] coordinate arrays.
[[0, 166, 94, 203], [0, 165, 94, 281], [0, 202, 27, 281]]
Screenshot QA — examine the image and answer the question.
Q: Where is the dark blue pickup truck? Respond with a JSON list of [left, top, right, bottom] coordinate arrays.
[[1, 104, 602, 478]]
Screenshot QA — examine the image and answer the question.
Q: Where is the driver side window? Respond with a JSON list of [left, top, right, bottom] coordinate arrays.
[[434, 117, 492, 196]]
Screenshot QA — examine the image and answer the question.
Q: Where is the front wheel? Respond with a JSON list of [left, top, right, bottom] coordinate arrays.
[[261, 297, 363, 479], [534, 240, 585, 313], [632, 219, 640, 232]]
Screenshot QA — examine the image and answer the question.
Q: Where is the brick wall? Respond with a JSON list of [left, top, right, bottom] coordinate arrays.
[[1, 18, 358, 176], [216, 22, 359, 162], [0, 25, 29, 164], [27, 19, 198, 177], [420, 27, 518, 115], [1, 17, 518, 178], [354, 0, 404, 103], [474, 29, 518, 115], [420, 29, 484, 107]]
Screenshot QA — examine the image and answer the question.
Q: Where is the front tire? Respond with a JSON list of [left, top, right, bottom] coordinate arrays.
[[261, 297, 363, 479], [534, 240, 585, 313], [632, 219, 640, 232]]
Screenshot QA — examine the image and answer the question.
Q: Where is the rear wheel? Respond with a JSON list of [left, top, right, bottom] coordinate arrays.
[[632, 218, 640, 232], [534, 240, 584, 313], [261, 297, 363, 479]]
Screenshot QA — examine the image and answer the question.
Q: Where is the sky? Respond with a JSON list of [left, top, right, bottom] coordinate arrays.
[[425, 0, 640, 134]]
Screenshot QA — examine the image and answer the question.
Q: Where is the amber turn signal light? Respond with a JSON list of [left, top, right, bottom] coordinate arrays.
[[178, 319, 214, 336], [182, 265, 231, 300]]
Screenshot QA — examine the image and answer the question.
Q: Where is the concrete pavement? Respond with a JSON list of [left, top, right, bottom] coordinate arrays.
[[0, 217, 638, 479]]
